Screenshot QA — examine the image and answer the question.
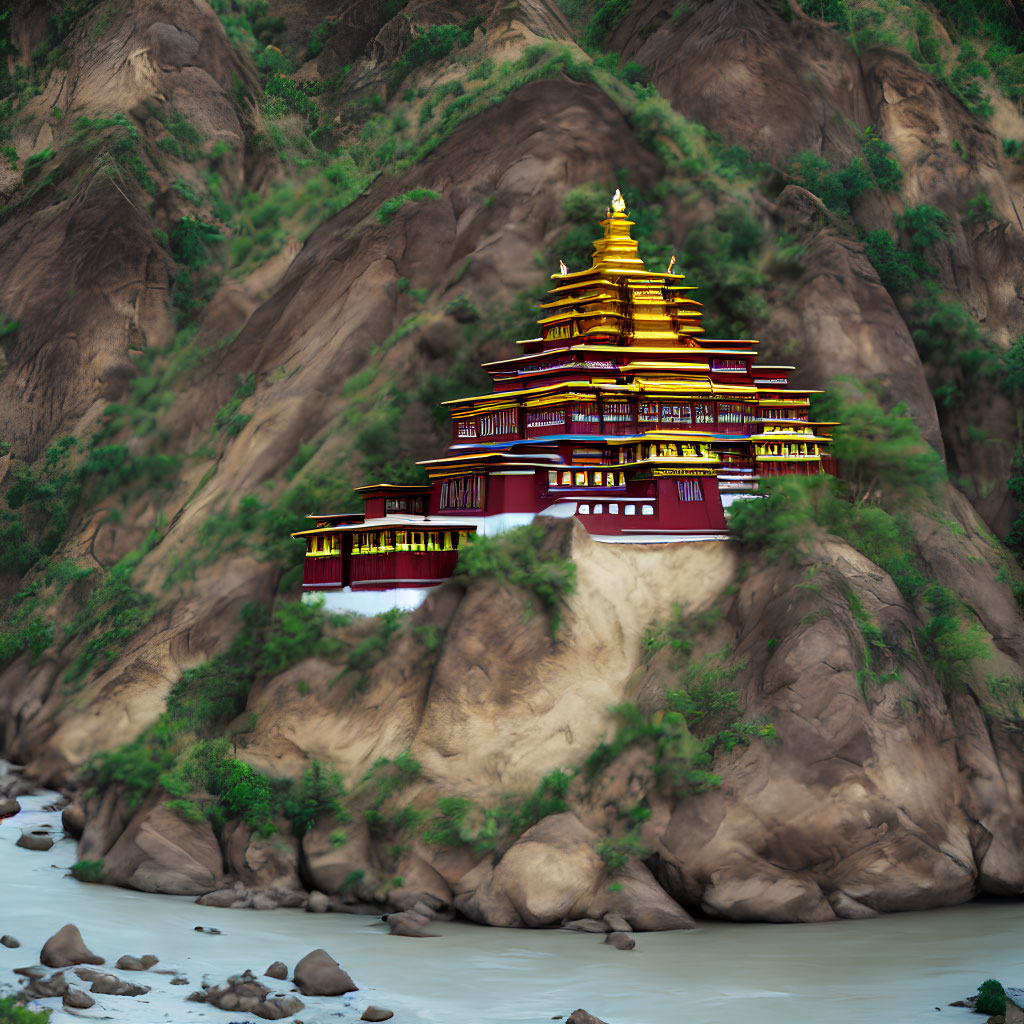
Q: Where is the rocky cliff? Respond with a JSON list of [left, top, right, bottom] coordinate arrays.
[[1, 0, 1023, 927]]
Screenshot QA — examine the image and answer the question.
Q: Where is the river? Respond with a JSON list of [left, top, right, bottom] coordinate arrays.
[[1, 787, 1019, 1023]]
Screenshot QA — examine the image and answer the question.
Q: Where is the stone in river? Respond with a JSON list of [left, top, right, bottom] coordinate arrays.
[[63, 987, 95, 1009], [563, 918, 609, 933], [1, 935, 20, 948], [170, 976, 190, 985], [567, 1011, 608, 1024], [61, 803, 85, 838], [385, 910, 438, 937], [293, 949, 358, 996], [26, 970, 69, 997], [362, 1006, 395, 1021], [89, 972, 151, 996], [40, 924, 105, 967], [604, 931, 635, 950], [17, 829, 54, 851], [602, 914, 631, 933], [0, 798, 20, 818], [116, 953, 158, 970], [256, 994, 306, 1019], [306, 890, 329, 913], [265, 961, 288, 980], [194, 925, 222, 934]]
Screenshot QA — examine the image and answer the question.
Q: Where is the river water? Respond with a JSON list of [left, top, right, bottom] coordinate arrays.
[[1, 788, 1020, 1024]]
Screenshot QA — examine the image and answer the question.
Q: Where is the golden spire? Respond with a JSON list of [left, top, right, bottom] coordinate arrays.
[[611, 188, 626, 215]]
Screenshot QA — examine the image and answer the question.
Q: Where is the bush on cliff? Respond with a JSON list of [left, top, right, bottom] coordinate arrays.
[[454, 524, 577, 634]]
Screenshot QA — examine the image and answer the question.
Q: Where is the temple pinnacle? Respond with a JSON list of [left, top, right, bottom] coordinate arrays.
[[611, 188, 626, 215]]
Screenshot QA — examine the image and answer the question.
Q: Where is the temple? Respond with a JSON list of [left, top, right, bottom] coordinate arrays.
[[292, 191, 837, 613]]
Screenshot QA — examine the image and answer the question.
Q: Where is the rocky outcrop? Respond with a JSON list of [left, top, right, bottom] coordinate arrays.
[[101, 800, 224, 896], [189, 970, 304, 1019]]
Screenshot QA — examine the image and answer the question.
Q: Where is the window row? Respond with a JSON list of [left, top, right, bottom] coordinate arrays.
[[351, 530, 472, 556], [756, 443, 820, 457], [577, 503, 654, 516], [548, 469, 627, 488], [306, 534, 340, 557]]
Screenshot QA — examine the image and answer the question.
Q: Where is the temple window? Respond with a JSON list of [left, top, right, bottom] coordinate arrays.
[[625, 504, 636, 516], [678, 479, 703, 501], [575, 471, 587, 486], [609, 503, 619, 514], [456, 419, 477, 438], [571, 401, 600, 425], [594, 503, 604, 514], [660, 403, 690, 424], [578, 504, 590, 514], [478, 407, 517, 437], [641, 505, 654, 516], [695, 402, 715, 424], [440, 474, 485, 509], [593, 471, 603, 485], [604, 401, 632, 424], [560, 470, 572, 485], [638, 401, 658, 422]]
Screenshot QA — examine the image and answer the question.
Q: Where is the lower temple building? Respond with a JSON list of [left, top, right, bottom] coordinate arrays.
[[292, 191, 836, 613]]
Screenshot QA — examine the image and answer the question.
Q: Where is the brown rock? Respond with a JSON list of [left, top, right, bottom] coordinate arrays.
[[115, 953, 158, 970], [265, 961, 288, 980], [102, 800, 224, 896], [73, 967, 105, 983], [604, 931, 635, 951], [40, 924, 104, 968], [61, 803, 86, 838], [0, 797, 20, 817], [566, 1011, 608, 1024], [17, 828, 54, 851], [306, 890, 329, 913], [197, 887, 245, 907], [225, 818, 304, 897], [62, 987, 95, 1009], [25, 970, 69, 998], [602, 914, 630, 933], [563, 918, 609, 933], [170, 975, 190, 985], [293, 949, 358, 996], [1, 935, 20, 948], [386, 910, 439, 938], [362, 1007, 395, 1022], [89, 973, 150, 996]]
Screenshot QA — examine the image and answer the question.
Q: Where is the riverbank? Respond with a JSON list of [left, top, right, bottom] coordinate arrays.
[[2, 788, 1022, 1023]]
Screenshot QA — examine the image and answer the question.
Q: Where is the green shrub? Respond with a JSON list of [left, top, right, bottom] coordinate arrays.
[[376, 188, 441, 224], [70, 858, 105, 883], [454, 524, 577, 634], [170, 215, 222, 269], [917, 584, 991, 687], [863, 128, 903, 192], [965, 191, 998, 224], [0, 995, 51, 1023], [22, 146, 54, 176], [282, 760, 349, 836], [976, 979, 1007, 1016]]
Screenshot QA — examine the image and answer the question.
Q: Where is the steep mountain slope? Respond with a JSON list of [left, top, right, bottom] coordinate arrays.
[[0, 0, 1023, 925]]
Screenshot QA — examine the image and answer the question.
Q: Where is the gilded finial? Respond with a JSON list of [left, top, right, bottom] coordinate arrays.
[[666, 254, 676, 273], [611, 188, 626, 215], [559, 260, 567, 275]]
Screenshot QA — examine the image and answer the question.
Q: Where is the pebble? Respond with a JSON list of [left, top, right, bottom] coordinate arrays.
[[362, 1006, 395, 1022], [1, 935, 20, 948]]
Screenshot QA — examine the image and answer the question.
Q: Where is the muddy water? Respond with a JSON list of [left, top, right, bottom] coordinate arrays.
[[1, 788, 1020, 1023]]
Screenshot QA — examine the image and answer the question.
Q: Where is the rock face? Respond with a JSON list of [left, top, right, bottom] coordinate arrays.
[[292, 949, 358, 997], [191, 970, 304, 1019], [101, 801, 224, 896], [40, 924, 104, 968]]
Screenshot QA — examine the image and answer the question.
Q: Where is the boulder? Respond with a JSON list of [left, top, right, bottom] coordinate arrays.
[[362, 1007, 395, 1022], [307, 890, 329, 913], [265, 961, 288, 980], [73, 967, 104, 983], [0, 797, 20, 817], [170, 975, 190, 985], [89, 973, 150, 996], [115, 954, 158, 970], [193, 969, 305, 1020], [385, 910, 438, 937], [24, 970, 69, 998], [61, 803, 86, 838], [293, 949, 358, 996], [255, 994, 306, 1020], [563, 918, 609, 933], [1, 935, 20, 948], [567, 1011, 608, 1024], [602, 914, 630, 933], [62, 987, 95, 1009], [604, 931, 635, 951], [17, 828, 54, 851], [197, 885, 245, 908], [102, 800, 224, 895], [40, 924, 104, 967]]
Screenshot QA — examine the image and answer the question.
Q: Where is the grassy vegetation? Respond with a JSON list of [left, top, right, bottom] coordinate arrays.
[[70, 858, 105, 883], [729, 388, 998, 694], [453, 524, 577, 635], [0, 996, 51, 1023]]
